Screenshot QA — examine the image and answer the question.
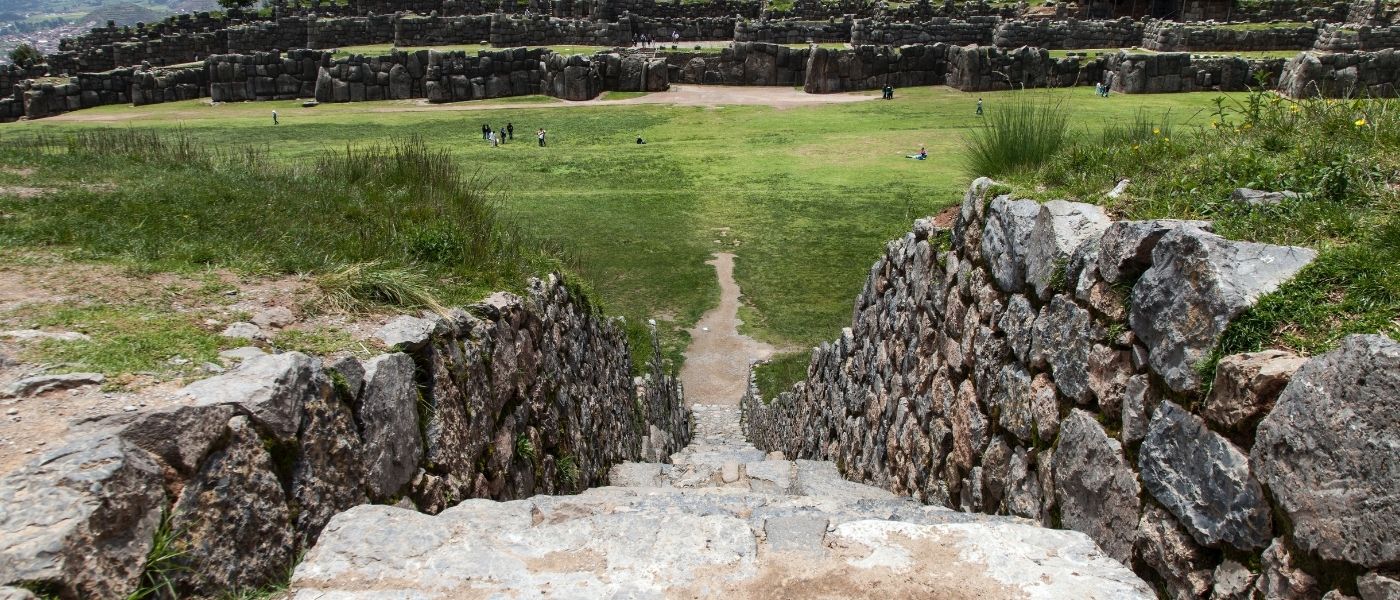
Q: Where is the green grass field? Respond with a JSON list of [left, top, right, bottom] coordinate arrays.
[[0, 86, 1238, 368]]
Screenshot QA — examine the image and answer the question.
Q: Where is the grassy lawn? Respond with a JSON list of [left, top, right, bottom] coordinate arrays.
[[0, 86, 1235, 370]]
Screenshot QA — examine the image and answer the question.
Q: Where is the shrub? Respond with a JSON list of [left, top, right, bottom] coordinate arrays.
[[962, 94, 1072, 178]]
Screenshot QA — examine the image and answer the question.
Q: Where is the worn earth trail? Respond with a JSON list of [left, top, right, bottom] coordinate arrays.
[[288, 258, 1152, 598]]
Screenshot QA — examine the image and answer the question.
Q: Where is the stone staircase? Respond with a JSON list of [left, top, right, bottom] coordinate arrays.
[[289, 404, 1154, 598]]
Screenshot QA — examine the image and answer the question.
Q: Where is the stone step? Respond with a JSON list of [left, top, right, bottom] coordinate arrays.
[[290, 485, 1155, 598]]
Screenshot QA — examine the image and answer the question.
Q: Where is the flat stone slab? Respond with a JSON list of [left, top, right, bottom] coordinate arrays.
[[292, 486, 1154, 599]]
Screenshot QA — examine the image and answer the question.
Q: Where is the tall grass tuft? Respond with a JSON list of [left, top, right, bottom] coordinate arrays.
[[315, 262, 446, 313], [962, 94, 1072, 178]]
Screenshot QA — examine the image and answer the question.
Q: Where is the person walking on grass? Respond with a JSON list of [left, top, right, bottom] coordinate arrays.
[[499, 127, 508, 144], [482, 123, 490, 140], [489, 129, 498, 147], [976, 98, 983, 115], [507, 122, 514, 140], [537, 128, 547, 147], [272, 109, 278, 125]]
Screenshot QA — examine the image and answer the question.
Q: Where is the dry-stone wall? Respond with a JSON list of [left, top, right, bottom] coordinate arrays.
[[0, 64, 47, 99], [489, 14, 630, 46], [743, 178, 1398, 598], [803, 43, 947, 92], [734, 18, 853, 43], [307, 15, 396, 49], [851, 16, 998, 46], [0, 275, 691, 598], [16, 69, 136, 119], [394, 14, 493, 46], [1142, 20, 1320, 51], [131, 63, 209, 105], [1278, 48, 1400, 96], [992, 17, 1143, 49], [227, 17, 312, 54], [1314, 24, 1400, 51], [945, 44, 1092, 90], [592, 0, 761, 21], [207, 49, 328, 102], [630, 15, 736, 40], [1107, 51, 1284, 92], [666, 41, 809, 85]]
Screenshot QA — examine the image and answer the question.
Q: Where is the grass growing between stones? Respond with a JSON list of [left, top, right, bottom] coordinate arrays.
[[753, 351, 810, 403], [999, 90, 1400, 369], [1, 87, 1234, 368]]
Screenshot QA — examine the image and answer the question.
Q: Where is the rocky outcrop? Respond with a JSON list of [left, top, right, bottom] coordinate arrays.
[[0, 275, 690, 598], [744, 180, 1392, 596]]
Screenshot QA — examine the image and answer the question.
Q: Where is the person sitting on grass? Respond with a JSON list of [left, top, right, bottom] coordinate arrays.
[[906, 145, 927, 160], [636, 136, 646, 144]]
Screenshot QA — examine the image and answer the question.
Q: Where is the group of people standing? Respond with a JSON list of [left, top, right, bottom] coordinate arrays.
[[481, 122, 548, 147], [1095, 73, 1116, 97], [633, 30, 682, 47]]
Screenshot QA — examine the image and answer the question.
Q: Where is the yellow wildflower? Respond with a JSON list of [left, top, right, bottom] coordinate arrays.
[[1153, 127, 1161, 135], [1355, 118, 1367, 127]]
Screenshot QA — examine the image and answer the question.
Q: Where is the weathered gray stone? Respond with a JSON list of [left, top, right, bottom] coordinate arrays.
[[0, 329, 89, 342], [291, 375, 366, 544], [1004, 447, 1042, 521], [1030, 372, 1061, 443], [219, 345, 267, 363], [181, 352, 320, 444], [1054, 409, 1140, 564], [998, 294, 1036, 364], [1140, 401, 1272, 551], [1134, 505, 1213, 600], [171, 416, 294, 594], [1251, 334, 1400, 568], [1129, 227, 1317, 393], [607, 462, 668, 488], [950, 379, 987, 473], [1230, 188, 1299, 207], [1097, 219, 1212, 284], [356, 353, 423, 501], [373, 315, 436, 351], [1087, 344, 1132, 418], [763, 515, 828, 554], [1202, 349, 1307, 431], [1358, 572, 1400, 600], [118, 404, 235, 477], [1, 372, 105, 398], [1211, 559, 1258, 600], [1031, 295, 1104, 403], [251, 306, 295, 329], [981, 196, 1042, 294], [0, 433, 164, 599], [1119, 374, 1156, 445], [1257, 537, 1319, 600], [996, 363, 1034, 444], [1024, 200, 1111, 300], [221, 321, 262, 339]]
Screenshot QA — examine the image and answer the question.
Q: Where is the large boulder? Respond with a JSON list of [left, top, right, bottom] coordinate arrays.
[[170, 416, 294, 594], [181, 352, 322, 444], [1030, 295, 1105, 404], [1054, 410, 1141, 564], [1251, 334, 1400, 568], [1023, 200, 1111, 300], [1129, 227, 1316, 393], [981, 196, 1041, 294], [357, 353, 424, 501], [1096, 219, 1212, 285], [1138, 401, 1272, 551], [0, 433, 164, 599], [1201, 349, 1306, 431]]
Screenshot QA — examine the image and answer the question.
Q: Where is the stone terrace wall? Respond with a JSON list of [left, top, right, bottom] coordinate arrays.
[[108, 31, 229, 69], [1313, 24, 1400, 51], [665, 41, 809, 85], [592, 0, 762, 21], [1278, 48, 1400, 96], [744, 179, 1398, 599], [307, 15, 397, 49], [734, 18, 853, 43], [489, 14, 631, 47], [945, 44, 1096, 90], [131, 63, 209, 105], [1108, 51, 1285, 93], [851, 16, 998, 47], [207, 49, 328, 102], [394, 14, 494, 46], [17, 69, 135, 119], [0, 275, 692, 598], [227, 17, 312, 53], [0, 64, 47, 99], [803, 43, 947, 92], [1141, 20, 1320, 52], [630, 16, 737, 40], [992, 18, 1143, 49]]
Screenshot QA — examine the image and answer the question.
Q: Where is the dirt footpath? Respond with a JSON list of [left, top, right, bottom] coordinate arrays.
[[678, 253, 777, 406]]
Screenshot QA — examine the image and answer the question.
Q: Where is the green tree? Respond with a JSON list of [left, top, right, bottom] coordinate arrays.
[[8, 43, 42, 68], [216, 0, 257, 9]]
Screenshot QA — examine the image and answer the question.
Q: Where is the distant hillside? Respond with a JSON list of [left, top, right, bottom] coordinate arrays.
[[79, 1, 167, 24]]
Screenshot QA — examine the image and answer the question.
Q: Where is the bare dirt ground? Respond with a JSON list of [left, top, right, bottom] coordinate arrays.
[[0, 255, 393, 477], [45, 85, 879, 122], [678, 253, 777, 406]]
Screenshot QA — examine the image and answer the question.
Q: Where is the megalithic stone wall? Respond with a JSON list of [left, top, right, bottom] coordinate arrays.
[[1279, 48, 1400, 97], [743, 178, 1400, 598], [1141, 20, 1320, 52], [207, 49, 328, 102], [664, 42, 810, 85], [0, 274, 692, 599]]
